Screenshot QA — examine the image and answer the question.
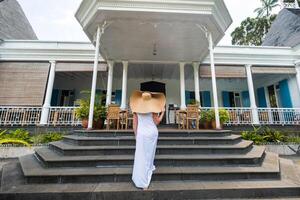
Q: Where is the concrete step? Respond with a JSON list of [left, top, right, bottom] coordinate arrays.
[[74, 129, 232, 137], [34, 146, 266, 168], [2, 158, 300, 200], [49, 140, 253, 156], [19, 152, 280, 184], [63, 134, 242, 146]]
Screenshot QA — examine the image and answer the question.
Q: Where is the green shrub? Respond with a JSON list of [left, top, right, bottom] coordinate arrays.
[[30, 132, 63, 144], [262, 127, 286, 143], [209, 109, 230, 124], [200, 110, 213, 123], [75, 90, 107, 121], [0, 129, 31, 145], [286, 137, 300, 144], [0, 138, 31, 147], [241, 126, 264, 145], [9, 129, 31, 143]]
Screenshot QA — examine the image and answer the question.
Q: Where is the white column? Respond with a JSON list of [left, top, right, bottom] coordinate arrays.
[[295, 0, 299, 8], [295, 63, 300, 97], [105, 60, 114, 106], [245, 64, 260, 124], [179, 62, 186, 109], [208, 32, 220, 129], [120, 61, 128, 110], [88, 26, 102, 129], [193, 62, 201, 105], [40, 61, 56, 125]]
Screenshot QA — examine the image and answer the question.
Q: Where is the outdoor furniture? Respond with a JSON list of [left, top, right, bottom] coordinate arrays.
[[186, 105, 200, 130], [242, 111, 252, 123], [119, 110, 128, 130], [176, 110, 187, 129], [127, 110, 134, 129], [106, 105, 121, 130], [259, 111, 269, 123]]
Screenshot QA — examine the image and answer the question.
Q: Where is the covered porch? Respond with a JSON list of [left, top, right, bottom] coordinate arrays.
[[1, 62, 300, 127]]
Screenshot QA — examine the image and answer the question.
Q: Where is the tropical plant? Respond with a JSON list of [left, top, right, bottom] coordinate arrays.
[[231, 15, 277, 46], [241, 126, 264, 145], [262, 127, 286, 143], [200, 110, 213, 123], [30, 132, 63, 144], [209, 109, 230, 124], [287, 136, 300, 143], [0, 129, 31, 146], [0, 139, 31, 147], [75, 90, 107, 121], [254, 0, 279, 17], [188, 99, 200, 106]]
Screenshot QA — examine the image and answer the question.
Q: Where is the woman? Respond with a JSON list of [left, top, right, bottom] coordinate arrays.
[[130, 90, 166, 190]]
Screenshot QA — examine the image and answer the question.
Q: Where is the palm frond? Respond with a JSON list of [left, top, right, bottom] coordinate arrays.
[[0, 138, 31, 147]]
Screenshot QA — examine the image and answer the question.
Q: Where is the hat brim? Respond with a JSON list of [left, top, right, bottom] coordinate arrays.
[[130, 91, 166, 113]]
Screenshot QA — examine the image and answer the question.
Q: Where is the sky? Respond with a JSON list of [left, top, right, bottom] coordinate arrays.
[[17, 0, 281, 46]]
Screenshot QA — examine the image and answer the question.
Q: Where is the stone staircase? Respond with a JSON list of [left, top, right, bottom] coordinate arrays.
[[1, 129, 300, 199]]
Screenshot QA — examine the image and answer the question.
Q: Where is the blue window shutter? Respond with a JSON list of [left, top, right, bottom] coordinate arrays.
[[185, 91, 195, 104], [202, 91, 211, 107], [279, 79, 293, 108], [222, 91, 230, 107], [115, 90, 122, 106], [242, 91, 250, 107], [51, 89, 59, 106], [185, 91, 189, 104], [257, 87, 267, 108]]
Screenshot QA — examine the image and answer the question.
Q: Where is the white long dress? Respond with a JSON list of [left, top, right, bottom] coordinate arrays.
[[132, 113, 158, 189]]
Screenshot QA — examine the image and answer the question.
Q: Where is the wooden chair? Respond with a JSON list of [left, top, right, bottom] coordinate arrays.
[[176, 110, 187, 129], [106, 105, 121, 130], [119, 110, 128, 130], [186, 105, 200, 129], [259, 111, 269, 123], [127, 110, 134, 129]]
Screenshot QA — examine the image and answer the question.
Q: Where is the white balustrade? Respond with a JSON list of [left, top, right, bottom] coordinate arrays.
[[0, 107, 42, 126], [1, 106, 300, 126], [258, 108, 300, 125], [283, 2, 299, 8], [48, 107, 82, 126]]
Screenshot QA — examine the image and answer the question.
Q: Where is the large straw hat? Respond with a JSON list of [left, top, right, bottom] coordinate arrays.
[[130, 90, 166, 113]]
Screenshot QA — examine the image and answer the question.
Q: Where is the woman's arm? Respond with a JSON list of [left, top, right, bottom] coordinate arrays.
[[133, 113, 138, 136], [153, 107, 165, 125]]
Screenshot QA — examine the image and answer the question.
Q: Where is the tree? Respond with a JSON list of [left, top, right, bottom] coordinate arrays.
[[231, 15, 276, 46], [254, 0, 279, 17]]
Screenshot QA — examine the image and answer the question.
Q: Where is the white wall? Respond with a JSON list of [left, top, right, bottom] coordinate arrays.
[[54, 72, 300, 110]]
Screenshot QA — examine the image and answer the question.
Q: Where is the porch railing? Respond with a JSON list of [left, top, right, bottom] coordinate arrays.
[[0, 107, 42, 126], [283, 2, 299, 8], [1, 106, 300, 127], [258, 108, 300, 125], [48, 107, 82, 126], [201, 107, 253, 125]]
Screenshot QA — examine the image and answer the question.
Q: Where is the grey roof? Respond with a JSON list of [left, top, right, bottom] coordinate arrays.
[[0, 0, 37, 40], [262, 8, 300, 47]]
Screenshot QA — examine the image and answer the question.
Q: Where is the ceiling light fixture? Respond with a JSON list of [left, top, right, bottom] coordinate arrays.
[[153, 43, 157, 56]]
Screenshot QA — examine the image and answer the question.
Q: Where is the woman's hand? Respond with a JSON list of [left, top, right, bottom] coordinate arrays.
[[133, 113, 138, 137], [153, 107, 165, 125]]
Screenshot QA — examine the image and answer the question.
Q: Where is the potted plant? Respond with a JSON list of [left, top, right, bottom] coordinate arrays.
[[93, 104, 107, 129], [75, 90, 107, 129], [200, 110, 213, 129], [210, 109, 230, 129], [188, 99, 200, 106], [75, 98, 89, 128]]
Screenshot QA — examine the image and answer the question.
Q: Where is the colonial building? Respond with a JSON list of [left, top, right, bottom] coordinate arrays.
[[0, 0, 300, 128]]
